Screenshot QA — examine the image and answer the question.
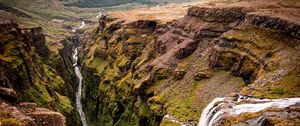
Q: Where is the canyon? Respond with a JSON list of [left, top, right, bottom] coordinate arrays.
[[0, 0, 300, 126]]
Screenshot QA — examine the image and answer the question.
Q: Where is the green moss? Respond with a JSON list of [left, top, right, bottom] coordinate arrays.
[[127, 36, 144, 45], [117, 72, 133, 91], [102, 65, 120, 83], [88, 57, 108, 74], [134, 51, 148, 68], [162, 81, 203, 122], [223, 25, 287, 56], [44, 64, 65, 92], [154, 68, 172, 80], [135, 98, 152, 118], [0, 40, 23, 69], [166, 98, 199, 122], [114, 107, 137, 126], [0, 117, 22, 126], [243, 65, 300, 99], [149, 103, 162, 114], [238, 82, 245, 87], [146, 80, 164, 95], [19, 77, 53, 108], [124, 28, 137, 35], [116, 55, 130, 69], [159, 118, 181, 126], [55, 92, 74, 114]]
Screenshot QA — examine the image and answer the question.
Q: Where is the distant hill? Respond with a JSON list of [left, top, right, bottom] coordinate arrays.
[[63, 0, 197, 8], [64, 0, 154, 8]]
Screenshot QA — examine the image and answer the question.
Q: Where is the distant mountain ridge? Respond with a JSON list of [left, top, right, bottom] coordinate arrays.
[[64, 0, 154, 8], [63, 0, 197, 8]]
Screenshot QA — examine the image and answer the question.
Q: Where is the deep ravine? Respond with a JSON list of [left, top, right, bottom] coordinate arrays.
[[73, 48, 87, 126], [72, 21, 88, 126]]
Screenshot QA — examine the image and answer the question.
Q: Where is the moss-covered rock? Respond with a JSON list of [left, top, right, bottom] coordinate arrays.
[[0, 21, 80, 125]]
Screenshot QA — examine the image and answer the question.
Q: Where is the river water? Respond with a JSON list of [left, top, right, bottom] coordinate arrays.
[[73, 48, 88, 126], [72, 21, 88, 126]]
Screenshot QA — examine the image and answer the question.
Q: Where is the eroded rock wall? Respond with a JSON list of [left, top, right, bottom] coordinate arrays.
[[81, 5, 300, 126], [0, 21, 80, 126]]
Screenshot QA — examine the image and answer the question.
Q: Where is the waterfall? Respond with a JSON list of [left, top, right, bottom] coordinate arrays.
[[72, 21, 86, 32], [71, 19, 87, 126], [73, 48, 88, 126], [79, 21, 86, 29], [198, 96, 300, 126], [96, 12, 102, 19]]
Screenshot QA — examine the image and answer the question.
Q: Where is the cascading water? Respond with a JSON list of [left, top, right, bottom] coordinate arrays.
[[72, 21, 87, 126], [198, 96, 300, 126], [72, 21, 86, 32], [96, 12, 102, 19], [73, 48, 88, 126], [79, 21, 86, 29]]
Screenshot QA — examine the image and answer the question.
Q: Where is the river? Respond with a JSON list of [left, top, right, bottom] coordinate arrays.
[[72, 21, 88, 126]]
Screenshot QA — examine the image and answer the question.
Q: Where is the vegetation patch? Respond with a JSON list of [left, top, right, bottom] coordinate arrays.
[[159, 118, 181, 126], [0, 117, 22, 126], [55, 92, 74, 114]]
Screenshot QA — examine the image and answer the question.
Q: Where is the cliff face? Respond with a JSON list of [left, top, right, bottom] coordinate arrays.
[[81, 4, 300, 126], [0, 21, 80, 126]]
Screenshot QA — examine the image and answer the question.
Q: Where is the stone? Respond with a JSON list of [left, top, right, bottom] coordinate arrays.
[[0, 87, 18, 102], [127, 20, 157, 30], [174, 69, 186, 80], [194, 71, 210, 81], [19, 102, 37, 113], [28, 108, 66, 126], [174, 40, 199, 59]]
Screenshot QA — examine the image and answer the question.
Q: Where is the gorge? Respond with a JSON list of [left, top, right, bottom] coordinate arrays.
[[73, 18, 88, 126], [73, 48, 88, 126], [0, 0, 300, 126]]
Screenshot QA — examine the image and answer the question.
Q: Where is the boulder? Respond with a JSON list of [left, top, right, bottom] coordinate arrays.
[[0, 87, 18, 102], [19, 102, 37, 113], [127, 20, 157, 31], [194, 71, 210, 81], [174, 69, 186, 80], [28, 108, 66, 126]]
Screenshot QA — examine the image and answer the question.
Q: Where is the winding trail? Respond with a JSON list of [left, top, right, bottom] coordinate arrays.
[[72, 21, 87, 126]]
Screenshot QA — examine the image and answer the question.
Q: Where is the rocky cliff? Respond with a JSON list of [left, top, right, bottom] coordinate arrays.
[[0, 21, 81, 125], [81, 3, 300, 126]]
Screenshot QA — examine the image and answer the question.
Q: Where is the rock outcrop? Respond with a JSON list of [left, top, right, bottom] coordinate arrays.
[[0, 101, 66, 126], [0, 21, 80, 125]]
